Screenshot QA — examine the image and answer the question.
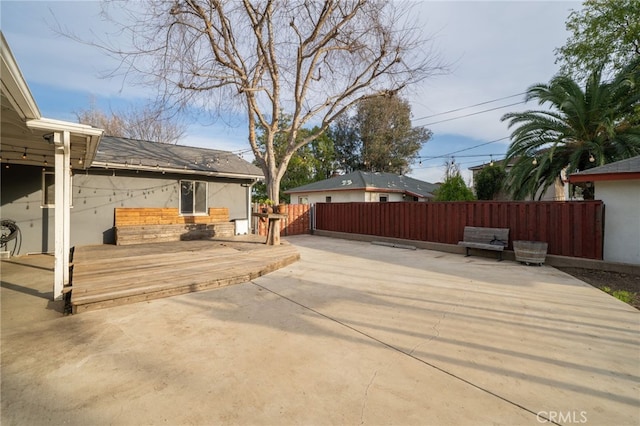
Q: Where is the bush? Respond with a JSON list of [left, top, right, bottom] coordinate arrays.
[[434, 173, 475, 201], [474, 165, 506, 200]]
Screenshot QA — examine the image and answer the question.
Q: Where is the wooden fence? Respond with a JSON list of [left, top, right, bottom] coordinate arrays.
[[255, 204, 311, 237], [314, 201, 604, 259]]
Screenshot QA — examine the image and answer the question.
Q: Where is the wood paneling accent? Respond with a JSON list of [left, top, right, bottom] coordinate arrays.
[[115, 207, 229, 226]]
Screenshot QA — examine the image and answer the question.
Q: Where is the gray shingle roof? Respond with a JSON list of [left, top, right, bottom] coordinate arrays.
[[571, 155, 640, 176], [285, 171, 439, 198], [92, 136, 263, 179]]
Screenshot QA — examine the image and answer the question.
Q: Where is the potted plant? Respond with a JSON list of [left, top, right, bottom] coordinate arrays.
[[264, 199, 274, 213]]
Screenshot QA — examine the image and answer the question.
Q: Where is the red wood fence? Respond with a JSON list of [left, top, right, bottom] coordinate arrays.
[[256, 204, 311, 237], [314, 201, 604, 259]]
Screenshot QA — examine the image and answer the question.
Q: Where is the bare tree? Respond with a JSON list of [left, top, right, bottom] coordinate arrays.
[[100, 0, 445, 202], [76, 99, 185, 144]]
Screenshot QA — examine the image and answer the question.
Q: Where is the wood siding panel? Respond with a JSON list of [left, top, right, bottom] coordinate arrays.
[[115, 207, 229, 227]]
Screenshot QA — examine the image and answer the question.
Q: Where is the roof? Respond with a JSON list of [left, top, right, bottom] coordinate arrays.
[[468, 158, 513, 171], [92, 136, 264, 180], [1, 31, 103, 168], [569, 156, 640, 183], [285, 170, 439, 198], [1, 32, 40, 120]]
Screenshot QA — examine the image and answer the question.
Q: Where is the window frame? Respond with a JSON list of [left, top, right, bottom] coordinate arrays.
[[41, 171, 56, 208], [179, 180, 208, 216]]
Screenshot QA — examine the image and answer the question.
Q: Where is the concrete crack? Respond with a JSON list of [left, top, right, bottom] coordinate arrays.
[[360, 370, 378, 425]]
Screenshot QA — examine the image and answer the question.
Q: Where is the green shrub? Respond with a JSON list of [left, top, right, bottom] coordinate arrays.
[[612, 290, 635, 304]]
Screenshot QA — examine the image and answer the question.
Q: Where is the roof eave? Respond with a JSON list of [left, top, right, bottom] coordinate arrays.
[[569, 172, 640, 183], [286, 186, 432, 197], [90, 161, 264, 180], [1, 32, 41, 120]]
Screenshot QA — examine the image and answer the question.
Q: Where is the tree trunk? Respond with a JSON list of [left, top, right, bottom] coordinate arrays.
[[264, 167, 282, 204]]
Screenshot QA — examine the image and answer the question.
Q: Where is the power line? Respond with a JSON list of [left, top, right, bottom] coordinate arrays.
[[418, 101, 525, 127], [414, 92, 527, 122], [417, 136, 510, 161]]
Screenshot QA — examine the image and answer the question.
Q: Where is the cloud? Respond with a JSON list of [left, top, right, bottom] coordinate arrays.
[[2, 0, 582, 186], [409, 1, 579, 141], [2, 1, 148, 99]]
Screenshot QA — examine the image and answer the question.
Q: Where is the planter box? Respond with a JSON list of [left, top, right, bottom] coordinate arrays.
[[513, 240, 548, 265]]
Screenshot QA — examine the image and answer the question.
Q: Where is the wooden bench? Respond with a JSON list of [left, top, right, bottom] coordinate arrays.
[[114, 208, 233, 245], [458, 226, 509, 261]]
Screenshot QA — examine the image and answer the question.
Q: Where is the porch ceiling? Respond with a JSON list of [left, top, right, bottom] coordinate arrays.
[[1, 92, 101, 169]]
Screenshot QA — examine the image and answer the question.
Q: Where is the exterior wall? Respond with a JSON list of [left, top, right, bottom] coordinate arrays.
[[1, 165, 253, 254], [597, 180, 640, 265], [291, 190, 412, 204], [292, 191, 366, 204], [1, 165, 55, 255]]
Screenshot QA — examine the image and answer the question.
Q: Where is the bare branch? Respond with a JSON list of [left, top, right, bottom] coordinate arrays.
[[81, 0, 446, 202]]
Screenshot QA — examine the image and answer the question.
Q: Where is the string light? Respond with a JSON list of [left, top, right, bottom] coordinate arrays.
[[489, 155, 494, 166], [43, 156, 48, 166], [532, 158, 538, 165], [589, 154, 595, 163], [22, 147, 27, 159]]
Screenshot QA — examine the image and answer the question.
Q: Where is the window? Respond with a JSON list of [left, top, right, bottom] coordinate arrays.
[[379, 195, 388, 202], [298, 196, 309, 205], [42, 171, 55, 207], [325, 196, 332, 203], [180, 180, 207, 215]]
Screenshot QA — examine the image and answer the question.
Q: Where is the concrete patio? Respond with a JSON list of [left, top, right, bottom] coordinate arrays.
[[2, 235, 638, 425]]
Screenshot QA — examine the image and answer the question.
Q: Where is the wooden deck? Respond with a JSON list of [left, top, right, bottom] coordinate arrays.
[[70, 236, 299, 314]]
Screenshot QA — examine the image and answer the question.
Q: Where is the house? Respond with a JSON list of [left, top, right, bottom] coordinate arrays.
[[285, 171, 439, 204], [569, 156, 640, 265], [1, 32, 103, 297], [0, 32, 263, 299], [469, 158, 567, 201], [2, 135, 264, 251]]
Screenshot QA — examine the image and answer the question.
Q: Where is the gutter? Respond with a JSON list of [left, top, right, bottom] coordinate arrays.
[[90, 161, 264, 180]]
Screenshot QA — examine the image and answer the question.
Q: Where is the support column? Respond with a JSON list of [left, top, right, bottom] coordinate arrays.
[[53, 131, 71, 300]]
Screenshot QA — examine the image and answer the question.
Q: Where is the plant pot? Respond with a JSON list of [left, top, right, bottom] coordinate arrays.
[[513, 240, 548, 266]]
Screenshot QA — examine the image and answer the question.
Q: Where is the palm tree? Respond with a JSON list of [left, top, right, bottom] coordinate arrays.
[[501, 58, 640, 200]]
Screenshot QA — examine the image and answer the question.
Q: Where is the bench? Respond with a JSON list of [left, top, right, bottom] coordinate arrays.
[[458, 226, 509, 261], [114, 207, 234, 245]]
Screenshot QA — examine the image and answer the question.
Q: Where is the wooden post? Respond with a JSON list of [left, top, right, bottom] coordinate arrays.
[[53, 131, 71, 300]]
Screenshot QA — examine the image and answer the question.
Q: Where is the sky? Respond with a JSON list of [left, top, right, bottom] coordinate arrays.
[[1, 0, 582, 184]]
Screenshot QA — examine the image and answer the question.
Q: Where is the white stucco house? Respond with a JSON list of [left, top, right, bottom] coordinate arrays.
[[285, 171, 439, 204], [569, 156, 640, 265]]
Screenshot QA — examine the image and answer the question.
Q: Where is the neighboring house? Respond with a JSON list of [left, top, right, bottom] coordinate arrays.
[[569, 156, 640, 265], [285, 171, 439, 204], [469, 158, 567, 201], [0, 32, 263, 298]]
